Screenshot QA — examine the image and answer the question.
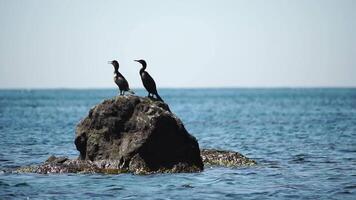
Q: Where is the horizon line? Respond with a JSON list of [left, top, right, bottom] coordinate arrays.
[[0, 86, 356, 90]]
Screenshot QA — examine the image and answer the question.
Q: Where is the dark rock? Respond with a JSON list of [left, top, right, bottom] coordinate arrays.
[[74, 96, 204, 173], [45, 155, 68, 164]]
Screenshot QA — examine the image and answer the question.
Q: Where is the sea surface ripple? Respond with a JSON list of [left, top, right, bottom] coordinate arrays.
[[0, 89, 355, 199]]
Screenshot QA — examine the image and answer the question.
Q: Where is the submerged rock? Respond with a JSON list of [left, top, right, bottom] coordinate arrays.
[[15, 157, 100, 174], [15, 148, 256, 174], [74, 96, 203, 173], [201, 149, 256, 167]]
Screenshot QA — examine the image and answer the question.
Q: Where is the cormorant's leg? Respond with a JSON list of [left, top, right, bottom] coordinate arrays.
[[120, 90, 123, 95]]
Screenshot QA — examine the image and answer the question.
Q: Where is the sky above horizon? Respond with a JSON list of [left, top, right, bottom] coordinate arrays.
[[0, 0, 355, 88]]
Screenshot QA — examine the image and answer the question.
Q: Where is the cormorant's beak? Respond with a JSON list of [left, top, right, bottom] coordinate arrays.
[[134, 60, 139, 62], [108, 61, 112, 64]]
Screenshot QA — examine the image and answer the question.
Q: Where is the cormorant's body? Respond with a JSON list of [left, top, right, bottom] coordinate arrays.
[[109, 60, 134, 95], [114, 71, 130, 95], [135, 59, 163, 102]]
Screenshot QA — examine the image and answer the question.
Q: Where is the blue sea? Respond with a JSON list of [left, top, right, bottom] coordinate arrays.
[[0, 89, 355, 199]]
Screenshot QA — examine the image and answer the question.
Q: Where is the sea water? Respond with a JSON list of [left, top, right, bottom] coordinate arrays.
[[0, 89, 355, 199]]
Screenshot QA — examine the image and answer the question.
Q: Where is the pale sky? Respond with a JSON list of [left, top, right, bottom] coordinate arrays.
[[0, 0, 355, 88]]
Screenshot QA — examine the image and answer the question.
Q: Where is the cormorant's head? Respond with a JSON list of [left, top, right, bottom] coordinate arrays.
[[134, 59, 147, 68], [108, 60, 119, 71]]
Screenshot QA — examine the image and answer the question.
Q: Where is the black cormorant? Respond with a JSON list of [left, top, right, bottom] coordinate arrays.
[[134, 59, 163, 102], [109, 60, 134, 95]]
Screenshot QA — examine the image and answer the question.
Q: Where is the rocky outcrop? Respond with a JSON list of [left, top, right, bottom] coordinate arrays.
[[14, 95, 257, 175], [74, 96, 203, 173]]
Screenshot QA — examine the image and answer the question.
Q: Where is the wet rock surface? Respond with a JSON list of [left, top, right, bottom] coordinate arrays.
[[15, 149, 256, 174]]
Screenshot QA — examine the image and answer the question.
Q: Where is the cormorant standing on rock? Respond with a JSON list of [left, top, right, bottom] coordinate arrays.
[[109, 60, 134, 95], [134, 59, 164, 102]]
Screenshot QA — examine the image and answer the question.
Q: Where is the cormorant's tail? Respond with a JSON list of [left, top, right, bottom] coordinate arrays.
[[155, 93, 164, 102], [128, 89, 135, 94]]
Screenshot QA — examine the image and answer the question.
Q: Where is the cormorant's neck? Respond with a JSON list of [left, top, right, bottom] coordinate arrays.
[[139, 64, 146, 74], [113, 65, 119, 73]]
